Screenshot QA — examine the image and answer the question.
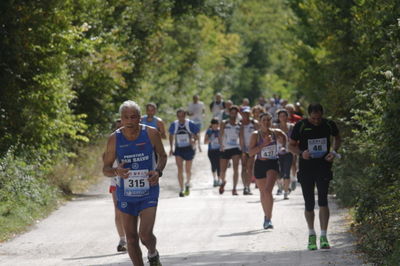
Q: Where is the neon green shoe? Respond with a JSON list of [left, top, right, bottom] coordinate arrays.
[[148, 253, 162, 266], [320, 235, 331, 249], [308, 235, 317, 250], [184, 184, 190, 196]]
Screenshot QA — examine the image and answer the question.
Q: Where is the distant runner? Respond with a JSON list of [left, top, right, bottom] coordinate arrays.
[[204, 118, 222, 187], [187, 95, 205, 152], [169, 109, 200, 197], [274, 109, 295, 199], [249, 112, 286, 229], [285, 103, 302, 124], [289, 103, 341, 250], [141, 103, 167, 139], [240, 107, 258, 195], [209, 92, 226, 118], [103, 100, 167, 266], [106, 119, 126, 252], [219, 106, 242, 195]]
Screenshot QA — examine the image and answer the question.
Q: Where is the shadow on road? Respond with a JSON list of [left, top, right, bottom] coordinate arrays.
[[218, 229, 269, 237], [90, 247, 362, 266], [63, 252, 126, 261]]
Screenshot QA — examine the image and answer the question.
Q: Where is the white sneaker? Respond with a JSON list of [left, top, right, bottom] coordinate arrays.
[[283, 192, 289, 200]]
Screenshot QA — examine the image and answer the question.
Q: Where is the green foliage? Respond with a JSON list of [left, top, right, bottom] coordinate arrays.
[[0, 0, 88, 159], [0, 149, 59, 241], [228, 0, 298, 103]]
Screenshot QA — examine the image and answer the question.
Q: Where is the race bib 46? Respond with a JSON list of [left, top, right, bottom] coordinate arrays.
[[308, 138, 327, 158]]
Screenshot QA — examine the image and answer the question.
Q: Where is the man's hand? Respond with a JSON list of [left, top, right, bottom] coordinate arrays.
[[301, 150, 311, 160], [148, 170, 160, 186], [325, 152, 335, 162], [115, 162, 130, 178]]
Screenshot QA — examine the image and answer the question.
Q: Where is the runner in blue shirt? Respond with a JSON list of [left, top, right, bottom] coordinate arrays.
[[141, 103, 167, 139], [103, 100, 167, 266], [169, 109, 200, 197]]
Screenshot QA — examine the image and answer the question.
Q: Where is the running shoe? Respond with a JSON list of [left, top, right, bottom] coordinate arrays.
[[184, 184, 190, 196], [283, 192, 289, 200], [308, 235, 317, 250], [213, 179, 219, 187], [320, 236, 331, 249], [291, 181, 297, 191], [263, 218, 273, 229], [219, 181, 226, 194], [276, 189, 282, 195], [232, 189, 238, 196], [179, 191, 184, 197], [117, 240, 127, 252], [148, 253, 162, 266], [243, 187, 253, 195]]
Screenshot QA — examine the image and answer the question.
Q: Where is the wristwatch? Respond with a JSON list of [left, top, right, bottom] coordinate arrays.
[[155, 169, 163, 177]]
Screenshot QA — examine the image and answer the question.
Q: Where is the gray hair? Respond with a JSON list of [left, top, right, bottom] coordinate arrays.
[[119, 100, 141, 116]]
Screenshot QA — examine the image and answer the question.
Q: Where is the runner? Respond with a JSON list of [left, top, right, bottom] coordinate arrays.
[[266, 98, 279, 120], [248, 112, 287, 229], [209, 92, 225, 118], [274, 109, 294, 199], [257, 96, 267, 109], [169, 109, 200, 197], [294, 102, 304, 117], [204, 118, 221, 187], [103, 100, 167, 266], [289, 103, 341, 250], [141, 103, 167, 139], [285, 103, 302, 123], [218, 99, 233, 122], [106, 119, 127, 252], [240, 107, 258, 195], [240, 98, 250, 112], [219, 105, 242, 195], [187, 95, 205, 152]]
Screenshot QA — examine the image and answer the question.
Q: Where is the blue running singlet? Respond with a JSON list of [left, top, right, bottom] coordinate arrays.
[[140, 115, 161, 130], [115, 125, 159, 203]]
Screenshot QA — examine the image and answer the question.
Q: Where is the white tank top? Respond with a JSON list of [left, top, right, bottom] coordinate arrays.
[[223, 122, 241, 150], [242, 121, 256, 152]]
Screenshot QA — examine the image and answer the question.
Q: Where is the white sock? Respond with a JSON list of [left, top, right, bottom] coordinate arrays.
[[321, 230, 327, 237], [148, 250, 158, 258], [309, 229, 316, 236], [119, 236, 126, 242]]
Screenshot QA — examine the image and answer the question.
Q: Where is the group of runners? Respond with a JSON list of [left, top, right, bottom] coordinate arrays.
[[102, 94, 341, 265]]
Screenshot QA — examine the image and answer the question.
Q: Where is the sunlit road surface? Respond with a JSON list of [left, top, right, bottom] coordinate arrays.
[[0, 141, 364, 266]]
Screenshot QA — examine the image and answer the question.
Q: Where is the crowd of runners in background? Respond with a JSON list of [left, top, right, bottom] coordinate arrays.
[[170, 92, 305, 199], [103, 93, 341, 265]]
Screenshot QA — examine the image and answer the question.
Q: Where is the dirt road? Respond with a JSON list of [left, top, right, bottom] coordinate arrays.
[[0, 141, 364, 265]]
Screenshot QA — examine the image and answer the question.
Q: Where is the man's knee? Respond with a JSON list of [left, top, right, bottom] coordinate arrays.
[[305, 199, 315, 212], [318, 197, 328, 207], [139, 231, 155, 245], [126, 232, 140, 244]]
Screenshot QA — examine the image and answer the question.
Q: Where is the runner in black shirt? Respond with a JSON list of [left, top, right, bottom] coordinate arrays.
[[289, 103, 341, 251]]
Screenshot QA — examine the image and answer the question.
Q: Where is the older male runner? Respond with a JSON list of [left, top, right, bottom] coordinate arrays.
[[103, 100, 167, 266]]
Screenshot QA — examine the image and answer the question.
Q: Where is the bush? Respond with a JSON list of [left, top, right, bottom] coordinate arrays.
[[0, 149, 59, 241]]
